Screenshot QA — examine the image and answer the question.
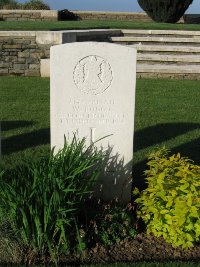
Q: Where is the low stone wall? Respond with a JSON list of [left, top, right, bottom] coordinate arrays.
[[0, 10, 187, 23], [0, 10, 58, 21], [0, 30, 121, 76], [73, 11, 153, 22], [0, 32, 50, 76], [0, 10, 154, 22], [72, 11, 184, 23]]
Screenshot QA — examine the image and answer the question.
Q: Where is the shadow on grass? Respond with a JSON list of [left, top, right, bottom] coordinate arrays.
[[2, 122, 200, 190], [50, 26, 110, 31], [133, 139, 200, 191], [1, 120, 34, 131], [2, 128, 50, 155], [133, 122, 200, 190], [134, 122, 200, 152]]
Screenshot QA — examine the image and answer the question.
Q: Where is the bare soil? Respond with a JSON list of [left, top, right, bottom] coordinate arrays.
[[62, 233, 200, 265]]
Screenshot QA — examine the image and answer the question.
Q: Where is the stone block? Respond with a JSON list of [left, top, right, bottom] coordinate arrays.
[[25, 70, 40, 76], [21, 15, 30, 18], [9, 69, 24, 74], [0, 69, 9, 74], [5, 56, 17, 62], [0, 62, 9, 68], [40, 58, 50, 77], [29, 64, 39, 70], [2, 52, 9, 56], [9, 52, 18, 56], [18, 51, 30, 58], [26, 57, 39, 64], [13, 63, 26, 70], [6, 18, 16, 21], [28, 52, 41, 58], [3, 44, 22, 49], [18, 40, 32, 45], [32, 13, 41, 18], [17, 58, 26, 63], [18, 18, 28, 21]]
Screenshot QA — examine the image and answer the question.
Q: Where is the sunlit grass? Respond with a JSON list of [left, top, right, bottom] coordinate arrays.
[[0, 77, 200, 188], [1, 20, 200, 31]]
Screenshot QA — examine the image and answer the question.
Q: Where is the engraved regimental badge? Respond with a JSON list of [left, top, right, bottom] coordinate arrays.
[[73, 55, 113, 95]]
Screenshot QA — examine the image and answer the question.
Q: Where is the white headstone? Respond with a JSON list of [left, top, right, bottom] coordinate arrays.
[[50, 42, 137, 202]]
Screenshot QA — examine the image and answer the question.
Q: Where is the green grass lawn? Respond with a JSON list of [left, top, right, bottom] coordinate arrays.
[[6, 262, 200, 267], [88, 263, 200, 267], [2, 262, 199, 267], [1, 20, 200, 31], [2, 263, 200, 267], [0, 77, 200, 188]]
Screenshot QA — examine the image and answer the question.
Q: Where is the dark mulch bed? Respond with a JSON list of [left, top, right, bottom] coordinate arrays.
[[62, 233, 200, 265], [62, 200, 200, 265], [3, 199, 200, 265]]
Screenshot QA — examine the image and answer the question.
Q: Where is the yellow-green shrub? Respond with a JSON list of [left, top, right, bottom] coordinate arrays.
[[134, 148, 200, 248]]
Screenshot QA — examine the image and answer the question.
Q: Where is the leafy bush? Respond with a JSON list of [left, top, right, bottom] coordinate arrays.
[[23, 0, 50, 10], [0, 137, 105, 262], [58, 9, 80, 21], [134, 148, 200, 248], [0, 0, 20, 9], [76, 200, 137, 248], [138, 0, 193, 23]]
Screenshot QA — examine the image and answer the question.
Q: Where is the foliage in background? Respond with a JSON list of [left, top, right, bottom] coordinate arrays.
[[58, 9, 80, 21], [76, 201, 137, 248], [0, 0, 20, 9], [0, 136, 105, 263], [23, 0, 50, 10], [138, 0, 193, 23], [134, 148, 200, 248], [0, 0, 50, 9]]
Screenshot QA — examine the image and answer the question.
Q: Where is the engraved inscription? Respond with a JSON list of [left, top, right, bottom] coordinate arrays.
[[73, 55, 113, 95], [59, 113, 128, 125], [57, 98, 129, 125]]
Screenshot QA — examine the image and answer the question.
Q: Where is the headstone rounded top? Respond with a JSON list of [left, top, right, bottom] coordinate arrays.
[[73, 55, 113, 96]]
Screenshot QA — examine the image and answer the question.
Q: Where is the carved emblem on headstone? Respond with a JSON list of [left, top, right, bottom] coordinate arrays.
[[73, 55, 113, 95]]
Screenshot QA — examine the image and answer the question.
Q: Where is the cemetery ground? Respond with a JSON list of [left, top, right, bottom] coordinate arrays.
[[0, 77, 199, 185], [0, 76, 200, 265], [1, 20, 200, 31]]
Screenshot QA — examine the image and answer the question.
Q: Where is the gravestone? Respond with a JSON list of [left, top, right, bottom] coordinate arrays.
[[50, 42, 137, 202]]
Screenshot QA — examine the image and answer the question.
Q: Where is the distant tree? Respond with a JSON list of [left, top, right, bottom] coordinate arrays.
[[0, 0, 10, 6], [23, 0, 50, 10], [0, 0, 19, 9], [138, 0, 193, 23]]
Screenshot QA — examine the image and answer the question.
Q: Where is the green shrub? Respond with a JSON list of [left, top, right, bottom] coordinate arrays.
[[78, 201, 137, 248], [134, 148, 200, 248], [0, 137, 105, 263], [58, 9, 80, 21], [138, 0, 193, 23], [23, 0, 50, 10], [0, 0, 20, 9]]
